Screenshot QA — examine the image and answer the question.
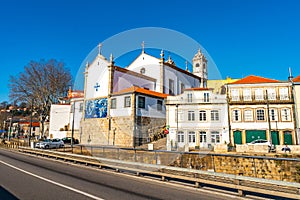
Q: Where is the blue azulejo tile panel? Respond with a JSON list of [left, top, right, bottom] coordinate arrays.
[[85, 98, 107, 118]]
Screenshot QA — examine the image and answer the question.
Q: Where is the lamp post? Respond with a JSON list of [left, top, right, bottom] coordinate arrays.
[[176, 104, 178, 150], [71, 101, 75, 153], [29, 99, 33, 147]]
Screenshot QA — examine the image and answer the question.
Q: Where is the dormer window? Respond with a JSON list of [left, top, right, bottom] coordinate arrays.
[[140, 67, 145, 74]]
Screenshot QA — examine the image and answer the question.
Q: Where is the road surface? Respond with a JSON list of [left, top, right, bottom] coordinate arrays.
[[0, 148, 243, 200]]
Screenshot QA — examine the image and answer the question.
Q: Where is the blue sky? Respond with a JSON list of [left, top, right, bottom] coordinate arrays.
[[1, 0, 300, 103]]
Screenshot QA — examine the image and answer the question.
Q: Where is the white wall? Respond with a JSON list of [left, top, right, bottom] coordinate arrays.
[[85, 56, 109, 99], [49, 104, 70, 134], [110, 94, 132, 117]]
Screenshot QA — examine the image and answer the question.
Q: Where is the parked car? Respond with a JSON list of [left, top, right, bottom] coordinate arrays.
[[61, 137, 79, 144], [36, 138, 64, 149], [247, 139, 275, 151]]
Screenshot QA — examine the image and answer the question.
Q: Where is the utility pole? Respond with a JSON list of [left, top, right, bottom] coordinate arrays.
[[266, 90, 272, 145], [71, 101, 75, 153], [29, 99, 33, 146]]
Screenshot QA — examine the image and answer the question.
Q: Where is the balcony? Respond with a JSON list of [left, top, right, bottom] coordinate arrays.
[[228, 94, 293, 105]]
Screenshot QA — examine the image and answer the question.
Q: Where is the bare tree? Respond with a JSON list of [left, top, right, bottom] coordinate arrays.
[[9, 59, 72, 136]]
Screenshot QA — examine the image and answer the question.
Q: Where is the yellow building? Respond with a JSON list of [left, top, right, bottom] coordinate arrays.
[[207, 77, 240, 94]]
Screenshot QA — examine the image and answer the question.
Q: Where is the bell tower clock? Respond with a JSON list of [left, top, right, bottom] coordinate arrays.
[[192, 49, 208, 88]]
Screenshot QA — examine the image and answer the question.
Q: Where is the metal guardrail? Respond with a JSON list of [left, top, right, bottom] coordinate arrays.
[[12, 146, 300, 199]]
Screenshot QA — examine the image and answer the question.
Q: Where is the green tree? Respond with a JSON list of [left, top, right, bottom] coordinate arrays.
[[9, 59, 72, 136]]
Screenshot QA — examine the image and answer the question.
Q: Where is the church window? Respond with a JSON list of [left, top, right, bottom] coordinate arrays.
[[169, 79, 174, 95], [140, 68, 145, 74], [138, 96, 146, 109], [124, 96, 131, 107], [195, 63, 200, 67], [180, 83, 185, 94], [111, 98, 117, 109], [157, 100, 163, 111], [256, 109, 265, 121]]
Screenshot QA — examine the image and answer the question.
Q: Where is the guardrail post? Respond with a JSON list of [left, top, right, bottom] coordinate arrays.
[[117, 148, 120, 160], [134, 148, 137, 162], [80, 146, 83, 154], [235, 179, 244, 196]]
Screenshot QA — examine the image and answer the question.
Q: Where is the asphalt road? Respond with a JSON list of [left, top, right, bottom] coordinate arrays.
[[0, 149, 243, 200]]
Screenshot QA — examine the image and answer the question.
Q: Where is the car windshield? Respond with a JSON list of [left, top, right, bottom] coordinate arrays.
[[44, 139, 51, 142]]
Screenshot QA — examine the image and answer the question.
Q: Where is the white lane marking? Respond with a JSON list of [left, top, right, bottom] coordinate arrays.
[[0, 160, 104, 200]]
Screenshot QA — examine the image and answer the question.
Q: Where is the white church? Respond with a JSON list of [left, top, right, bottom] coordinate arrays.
[[81, 44, 208, 147]]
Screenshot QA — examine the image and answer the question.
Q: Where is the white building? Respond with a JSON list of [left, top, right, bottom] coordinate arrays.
[[293, 75, 300, 144], [166, 88, 229, 151], [227, 75, 296, 145], [81, 45, 208, 147]]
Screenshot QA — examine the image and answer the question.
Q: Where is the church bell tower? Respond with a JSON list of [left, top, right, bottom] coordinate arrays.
[[192, 49, 208, 88]]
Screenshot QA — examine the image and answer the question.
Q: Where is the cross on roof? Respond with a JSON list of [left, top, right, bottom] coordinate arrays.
[[98, 43, 102, 55], [94, 82, 100, 91], [141, 41, 145, 53]]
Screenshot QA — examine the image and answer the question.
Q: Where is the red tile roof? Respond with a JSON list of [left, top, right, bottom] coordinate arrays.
[[229, 75, 280, 84], [184, 87, 211, 91], [293, 75, 300, 82], [112, 86, 168, 98]]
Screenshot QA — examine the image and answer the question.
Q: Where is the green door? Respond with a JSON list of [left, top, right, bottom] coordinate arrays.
[[234, 130, 242, 144], [284, 131, 293, 145], [271, 131, 279, 146], [246, 130, 266, 143]]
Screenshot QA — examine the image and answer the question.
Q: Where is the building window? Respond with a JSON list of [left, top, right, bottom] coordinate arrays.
[[180, 83, 185, 94], [188, 111, 195, 121], [204, 92, 209, 102], [138, 96, 145, 109], [157, 100, 163, 111], [267, 88, 276, 100], [211, 131, 220, 143], [255, 88, 264, 100], [244, 110, 253, 121], [232, 109, 241, 122], [70, 104, 74, 113], [177, 131, 184, 143], [270, 109, 278, 121], [256, 109, 265, 121], [279, 87, 289, 100], [200, 131, 207, 143], [243, 89, 252, 101], [187, 93, 192, 102], [188, 131, 196, 143], [199, 110, 207, 121], [211, 110, 219, 121], [231, 89, 239, 101], [169, 79, 174, 95], [281, 108, 291, 121], [79, 103, 83, 112], [111, 98, 117, 109], [124, 96, 131, 107]]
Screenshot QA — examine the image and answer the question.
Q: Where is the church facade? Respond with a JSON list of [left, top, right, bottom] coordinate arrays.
[[80, 46, 207, 147]]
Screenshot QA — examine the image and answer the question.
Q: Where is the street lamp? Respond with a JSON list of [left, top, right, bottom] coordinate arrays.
[[71, 101, 75, 153], [176, 104, 178, 150]]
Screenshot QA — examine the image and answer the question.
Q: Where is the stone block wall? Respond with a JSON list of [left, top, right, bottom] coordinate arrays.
[[80, 118, 109, 145]]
